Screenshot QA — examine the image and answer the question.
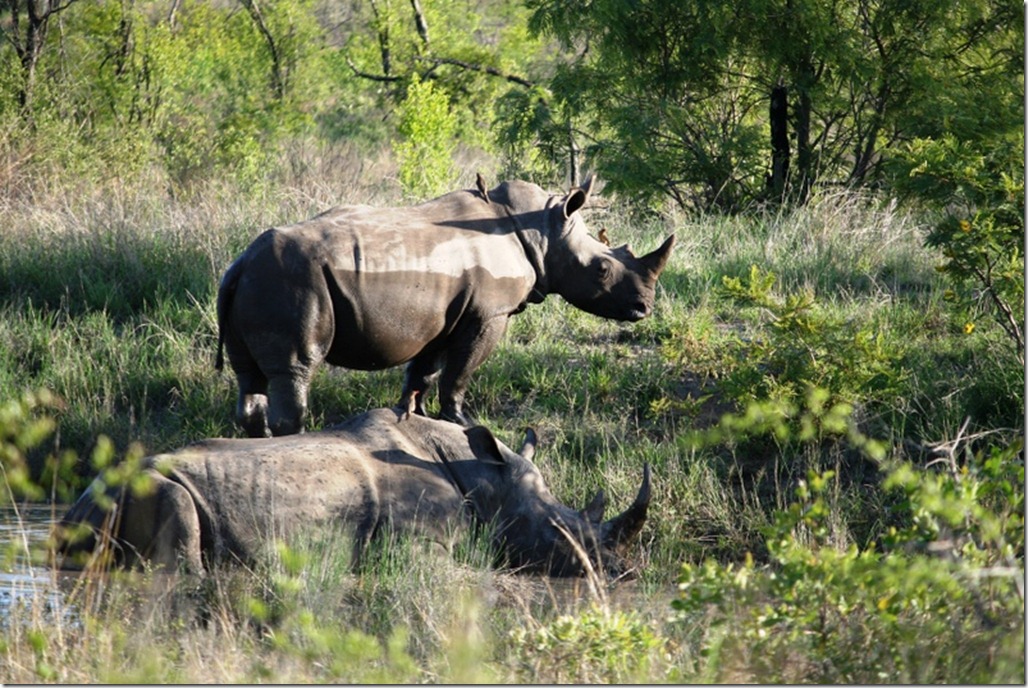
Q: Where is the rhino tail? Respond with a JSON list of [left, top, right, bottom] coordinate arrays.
[[214, 257, 244, 371]]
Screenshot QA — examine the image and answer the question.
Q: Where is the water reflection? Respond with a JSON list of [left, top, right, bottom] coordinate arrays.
[[0, 504, 76, 628]]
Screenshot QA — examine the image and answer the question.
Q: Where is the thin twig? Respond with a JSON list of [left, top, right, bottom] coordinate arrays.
[[551, 517, 607, 608]]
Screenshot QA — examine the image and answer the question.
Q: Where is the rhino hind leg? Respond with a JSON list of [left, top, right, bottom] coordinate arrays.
[[117, 472, 204, 574], [437, 317, 509, 426], [267, 372, 310, 436], [234, 369, 271, 438], [401, 352, 444, 417]]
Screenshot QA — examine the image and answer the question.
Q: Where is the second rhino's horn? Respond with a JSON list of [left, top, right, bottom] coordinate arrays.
[[600, 463, 651, 550]]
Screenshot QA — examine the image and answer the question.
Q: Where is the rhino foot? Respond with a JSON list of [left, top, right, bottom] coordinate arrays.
[[439, 407, 472, 427]]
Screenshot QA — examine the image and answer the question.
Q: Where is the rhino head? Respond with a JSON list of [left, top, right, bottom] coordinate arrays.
[[546, 176, 676, 321], [465, 426, 651, 578]]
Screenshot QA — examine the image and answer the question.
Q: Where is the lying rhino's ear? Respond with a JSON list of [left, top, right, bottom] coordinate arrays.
[[561, 175, 594, 219], [465, 426, 506, 466]]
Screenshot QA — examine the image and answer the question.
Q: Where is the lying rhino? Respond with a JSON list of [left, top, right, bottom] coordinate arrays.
[[216, 176, 675, 436], [54, 408, 651, 578]]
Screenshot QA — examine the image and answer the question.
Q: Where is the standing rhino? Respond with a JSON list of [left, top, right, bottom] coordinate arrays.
[[216, 177, 675, 436], [55, 408, 651, 578]]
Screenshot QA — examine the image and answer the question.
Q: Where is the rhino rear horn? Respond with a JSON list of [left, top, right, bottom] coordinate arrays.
[[519, 428, 537, 462], [601, 463, 651, 550], [582, 489, 607, 523], [641, 235, 675, 277]]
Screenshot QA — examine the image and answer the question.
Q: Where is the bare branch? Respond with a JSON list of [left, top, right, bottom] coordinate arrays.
[[409, 0, 429, 51], [167, 0, 181, 29], [415, 55, 533, 88], [367, 0, 391, 77], [238, 0, 284, 100], [346, 57, 401, 83]]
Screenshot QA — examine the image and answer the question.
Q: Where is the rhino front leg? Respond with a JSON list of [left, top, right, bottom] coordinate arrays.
[[438, 316, 509, 425]]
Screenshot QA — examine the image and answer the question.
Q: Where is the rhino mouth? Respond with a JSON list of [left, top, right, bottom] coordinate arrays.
[[624, 304, 651, 321]]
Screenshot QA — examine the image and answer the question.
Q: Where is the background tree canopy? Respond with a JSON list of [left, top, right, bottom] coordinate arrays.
[[1, 0, 1020, 209]]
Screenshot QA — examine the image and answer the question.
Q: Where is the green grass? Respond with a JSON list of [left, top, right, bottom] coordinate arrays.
[[0, 172, 1022, 683]]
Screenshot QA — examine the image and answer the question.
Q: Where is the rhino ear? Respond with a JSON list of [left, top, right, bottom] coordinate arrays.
[[465, 426, 507, 466], [561, 175, 594, 219]]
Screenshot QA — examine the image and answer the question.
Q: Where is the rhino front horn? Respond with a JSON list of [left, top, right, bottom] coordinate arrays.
[[601, 463, 651, 550], [641, 235, 676, 277]]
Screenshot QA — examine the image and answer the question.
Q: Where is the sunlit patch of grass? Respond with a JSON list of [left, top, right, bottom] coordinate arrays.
[[0, 173, 1022, 683]]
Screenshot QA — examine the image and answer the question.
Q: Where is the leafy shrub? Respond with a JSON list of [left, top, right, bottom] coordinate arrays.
[[891, 134, 1025, 364], [509, 607, 667, 683], [0, 390, 61, 502], [719, 264, 906, 409], [396, 75, 457, 200], [673, 426, 1025, 683]]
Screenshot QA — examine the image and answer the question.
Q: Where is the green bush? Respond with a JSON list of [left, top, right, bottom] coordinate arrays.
[[510, 607, 668, 683], [718, 264, 906, 409], [891, 134, 1025, 365], [673, 421, 1024, 683], [396, 75, 457, 200]]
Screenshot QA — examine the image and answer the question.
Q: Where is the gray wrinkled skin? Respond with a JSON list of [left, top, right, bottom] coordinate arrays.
[[216, 177, 675, 435], [55, 408, 651, 578]]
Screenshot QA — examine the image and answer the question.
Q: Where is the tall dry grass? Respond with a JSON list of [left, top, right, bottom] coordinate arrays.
[[0, 161, 1022, 682]]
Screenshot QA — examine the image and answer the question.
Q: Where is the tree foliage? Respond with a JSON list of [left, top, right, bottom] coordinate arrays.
[[396, 74, 457, 199], [523, 0, 1023, 211], [3, 0, 1018, 207]]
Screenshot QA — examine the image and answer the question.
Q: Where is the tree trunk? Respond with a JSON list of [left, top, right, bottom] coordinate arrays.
[[768, 82, 790, 200], [409, 0, 429, 52], [567, 117, 579, 187], [794, 85, 813, 203], [239, 0, 284, 101], [15, 0, 48, 115], [368, 0, 392, 78], [8, 0, 83, 118]]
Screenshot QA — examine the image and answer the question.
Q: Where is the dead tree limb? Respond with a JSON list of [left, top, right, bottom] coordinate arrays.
[[367, 0, 392, 78], [409, 0, 429, 51], [238, 0, 284, 100], [2, 0, 85, 115], [414, 55, 534, 88], [345, 57, 401, 82]]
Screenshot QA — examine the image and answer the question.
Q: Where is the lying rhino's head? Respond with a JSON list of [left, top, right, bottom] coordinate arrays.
[[546, 177, 675, 322], [465, 426, 651, 578]]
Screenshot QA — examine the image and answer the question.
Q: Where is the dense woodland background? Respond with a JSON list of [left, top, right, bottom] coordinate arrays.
[[0, 0, 1021, 205], [0, 0, 1024, 683]]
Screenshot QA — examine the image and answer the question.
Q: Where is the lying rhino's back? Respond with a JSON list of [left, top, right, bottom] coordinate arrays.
[[153, 419, 464, 560]]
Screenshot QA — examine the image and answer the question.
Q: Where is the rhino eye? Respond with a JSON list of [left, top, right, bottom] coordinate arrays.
[[596, 258, 613, 283]]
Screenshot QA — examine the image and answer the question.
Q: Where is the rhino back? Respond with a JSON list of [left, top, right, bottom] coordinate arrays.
[[155, 423, 466, 562], [279, 201, 539, 368]]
